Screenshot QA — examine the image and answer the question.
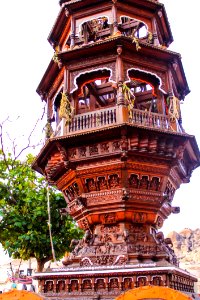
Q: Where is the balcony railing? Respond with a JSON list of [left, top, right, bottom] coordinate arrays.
[[54, 106, 182, 137], [130, 108, 171, 131], [68, 107, 117, 133]]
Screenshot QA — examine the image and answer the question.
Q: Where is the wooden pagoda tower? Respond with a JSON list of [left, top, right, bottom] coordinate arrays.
[[32, 0, 200, 299]]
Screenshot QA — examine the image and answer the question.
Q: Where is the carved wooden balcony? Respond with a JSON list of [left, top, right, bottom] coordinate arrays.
[[52, 106, 182, 138]]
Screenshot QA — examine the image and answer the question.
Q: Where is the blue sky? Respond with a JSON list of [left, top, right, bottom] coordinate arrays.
[[0, 0, 199, 241]]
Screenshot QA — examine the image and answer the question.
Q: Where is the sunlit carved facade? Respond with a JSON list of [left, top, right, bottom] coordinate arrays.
[[33, 0, 200, 299]]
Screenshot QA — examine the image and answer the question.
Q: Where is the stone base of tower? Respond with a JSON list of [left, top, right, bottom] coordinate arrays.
[[34, 264, 197, 300]]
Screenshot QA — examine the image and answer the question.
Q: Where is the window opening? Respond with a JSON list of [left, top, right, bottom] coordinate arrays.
[[74, 73, 116, 114], [80, 16, 111, 44], [120, 16, 148, 40]]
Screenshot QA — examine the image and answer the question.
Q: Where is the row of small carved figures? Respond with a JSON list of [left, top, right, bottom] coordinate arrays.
[[43, 276, 164, 293], [65, 175, 163, 201], [85, 175, 161, 192]]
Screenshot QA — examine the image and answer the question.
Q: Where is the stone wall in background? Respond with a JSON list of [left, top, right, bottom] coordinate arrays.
[[168, 228, 200, 293]]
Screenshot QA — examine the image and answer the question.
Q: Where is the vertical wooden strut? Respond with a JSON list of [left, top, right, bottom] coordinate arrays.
[[112, 0, 119, 35], [116, 45, 129, 123]]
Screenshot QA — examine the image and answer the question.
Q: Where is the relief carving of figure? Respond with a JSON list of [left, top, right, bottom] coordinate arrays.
[[86, 178, 96, 192], [103, 213, 116, 224], [95, 279, 105, 291], [100, 142, 109, 153], [112, 141, 121, 151], [139, 176, 149, 189], [123, 229, 130, 242], [68, 186, 75, 197], [46, 281, 53, 292], [152, 276, 161, 286], [98, 176, 108, 190], [89, 144, 98, 156], [109, 278, 119, 290], [83, 229, 95, 246], [123, 278, 132, 290], [138, 277, 147, 287], [82, 279, 92, 291], [79, 146, 86, 157], [109, 174, 119, 188], [70, 280, 79, 292], [129, 174, 139, 188], [57, 280, 65, 292], [150, 177, 160, 191]]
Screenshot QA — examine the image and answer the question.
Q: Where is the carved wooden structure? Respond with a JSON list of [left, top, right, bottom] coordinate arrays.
[[32, 0, 200, 299]]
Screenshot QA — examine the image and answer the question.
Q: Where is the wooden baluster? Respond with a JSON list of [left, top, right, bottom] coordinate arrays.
[[160, 116, 163, 129], [114, 109, 116, 123], [87, 115, 90, 128], [111, 110, 113, 123], [165, 116, 168, 129], [141, 111, 144, 125], [132, 109, 136, 124], [83, 115, 85, 129], [149, 113, 152, 127], [107, 110, 110, 124], [167, 116, 170, 130], [70, 120, 73, 132], [90, 114, 93, 128], [101, 112, 103, 126], [80, 116, 83, 130], [153, 115, 156, 128], [134, 111, 137, 123], [78, 116, 81, 130], [94, 113, 97, 127], [140, 111, 143, 124], [149, 114, 152, 127], [157, 115, 160, 128], [160, 115, 163, 128], [145, 112, 148, 126]]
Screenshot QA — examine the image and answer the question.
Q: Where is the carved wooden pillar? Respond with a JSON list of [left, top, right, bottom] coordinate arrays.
[[53, 279, 57, 293], [105, 277, 109, 291], [118, 276, 123, 291], [112, 0, 118, 35], [116, 45, 124, 84], [116, 45, 129, 123], [156, 90, 166, 115], [91, 277, 95, 291], [70, 17, 75, 49], [65, 278, 70, 292], [64, 67, 69, 93], [152, 18, 159, 46], [166, 67, 179, 131], [79, 278, 83, 292], [38, 279, 45, 293]]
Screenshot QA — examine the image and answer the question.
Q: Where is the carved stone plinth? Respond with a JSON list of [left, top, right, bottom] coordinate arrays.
[[35, 264, 197, 300]]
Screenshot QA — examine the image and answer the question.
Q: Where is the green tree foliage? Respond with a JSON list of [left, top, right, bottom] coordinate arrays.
[[0, 152, 83, 272]]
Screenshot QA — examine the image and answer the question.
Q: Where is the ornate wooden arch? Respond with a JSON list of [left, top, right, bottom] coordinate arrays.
[[0, 290, 43, 300], [72, 68, 113, 95], [127, 68, 161, 96], [115, 286, 192, 300]]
